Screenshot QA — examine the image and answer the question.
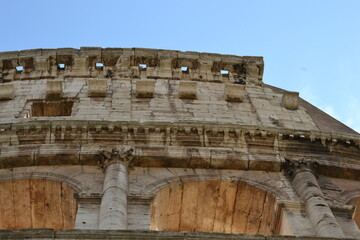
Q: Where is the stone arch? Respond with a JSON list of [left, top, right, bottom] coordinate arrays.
[[150, 179, 280, 235], [0, 171, 85, 192], [0, 175, 79, 230]]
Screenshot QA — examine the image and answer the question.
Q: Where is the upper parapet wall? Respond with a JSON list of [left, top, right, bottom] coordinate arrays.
[[0, 47, 263, 85]]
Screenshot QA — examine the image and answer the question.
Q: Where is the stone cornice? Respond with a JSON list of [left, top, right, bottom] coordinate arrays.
[[0, 120, 358, 147], [0, 47, 263, 85], [0, 120, 360, 179]]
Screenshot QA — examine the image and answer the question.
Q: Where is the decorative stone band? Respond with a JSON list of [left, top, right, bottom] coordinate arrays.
[[0, 121, 359, 178], [0, 47, 264, 85], [0, 229, 350, 240], [283, 159, 345, 238]]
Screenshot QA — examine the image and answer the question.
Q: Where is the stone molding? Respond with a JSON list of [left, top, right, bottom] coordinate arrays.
[[2, 229, 346, 240], [0, 171, 84, 192], [0, 47, 264, 85], [0, 120, 360, 179]]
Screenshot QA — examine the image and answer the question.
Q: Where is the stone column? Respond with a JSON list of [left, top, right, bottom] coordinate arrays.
[[98, 148, 134, 230], [284, 159, 344, 238]]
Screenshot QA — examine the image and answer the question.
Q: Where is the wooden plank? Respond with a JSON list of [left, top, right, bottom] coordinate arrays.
[[213, 181, 238, 233], [151, 184, 170, 231], [166, 182, 183, 232], [179, 181, 199, 232], [258, 192, 276, 235], [44, 180, 63, 230], [30, 179, 45, 228], [245, 185, 266, 235], [0, 180, 16, 229], [61, 182, 77, 230], [13, 179, 32, 229], [195, 180, 220, 232], [231, 181, 252, 233]]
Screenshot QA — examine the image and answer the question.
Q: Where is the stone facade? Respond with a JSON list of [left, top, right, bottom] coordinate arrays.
[[0, 47, 360, 239]]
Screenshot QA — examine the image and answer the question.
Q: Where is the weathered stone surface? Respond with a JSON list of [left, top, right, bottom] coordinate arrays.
[[88, 79, 107, 97], [282, 91, 299, 110], [225, 84, 245, 102], [0, 84, 14, 100], [46, 81, 63, 99], [136, 80, 155, 98], [179, 81, 197, 99]]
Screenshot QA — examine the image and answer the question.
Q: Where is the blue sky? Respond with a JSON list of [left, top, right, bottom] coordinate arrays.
[[1, 0, 359, 133]]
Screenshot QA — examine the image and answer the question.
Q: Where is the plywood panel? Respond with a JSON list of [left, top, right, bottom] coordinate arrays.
[[0, 178, 77, 230], [195, 181, 219, 232], [13, 179, 32, 229], [245, 185, 266, 234], [151, 180, 277, 236], [166, 183, 183, 232], [232, 181, 252, 233], [179, 181, 198, 232], [0, 180, 16, 229], [213, 181, 238, 233], [61, 182, 78, 230], [30, 178, 45, 228]]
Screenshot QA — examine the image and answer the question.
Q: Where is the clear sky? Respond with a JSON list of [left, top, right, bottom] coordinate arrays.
[[1, 0, 359, 133]]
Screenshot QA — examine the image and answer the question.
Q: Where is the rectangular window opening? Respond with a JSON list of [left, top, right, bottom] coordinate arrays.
[[181, 66, 189, 72], [139, 64, 147, 70], [220, 70, 229, 75], [16, 66, 24, 72], [58, 63, 66, 69], [31, 100, 74, 117], [95, 62, 104, 69]]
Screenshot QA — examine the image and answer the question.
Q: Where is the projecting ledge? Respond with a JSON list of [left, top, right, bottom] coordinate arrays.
[[0, 229, 354, 239]]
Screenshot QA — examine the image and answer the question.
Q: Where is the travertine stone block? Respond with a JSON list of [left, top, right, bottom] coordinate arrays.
[[282, 91, 299, 110], [225, 84, 245, 102], [34, 57, 49, 71], [0, 84, 15, 100], [136, 80, 155, 98], [74, 57, 88, 69], [46, 80, 63, 99], [179, 81, 197, 99], [88, 79, 107, 97]]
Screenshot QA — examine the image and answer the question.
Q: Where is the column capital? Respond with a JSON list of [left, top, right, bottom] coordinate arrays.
[[283, 158, 319, 180], [98, 148, 134, 172]]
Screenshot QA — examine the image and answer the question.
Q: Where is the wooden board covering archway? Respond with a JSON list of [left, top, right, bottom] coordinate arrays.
[[0, 178, 77, 230], [150, 180, 278, 235]]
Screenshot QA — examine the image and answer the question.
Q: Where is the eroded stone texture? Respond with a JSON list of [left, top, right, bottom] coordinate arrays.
[[179, 81, 197, 99], [0, 84, 14, 100]]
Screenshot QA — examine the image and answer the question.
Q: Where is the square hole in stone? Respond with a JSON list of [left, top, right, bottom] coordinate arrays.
[[96, 63, 104, 69], [32, 100, 74, 117], [181, 66, 189, 72], [220, 70, 229, 75], [139, 64, 147, 70], [58, 63, 66, 69], [16, 66, 24, 72]]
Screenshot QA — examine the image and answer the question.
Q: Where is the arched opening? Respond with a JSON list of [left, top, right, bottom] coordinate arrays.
[[349, 197, 360, 228], [150, 180, 278, 235], [0, 178, 77, 230]]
